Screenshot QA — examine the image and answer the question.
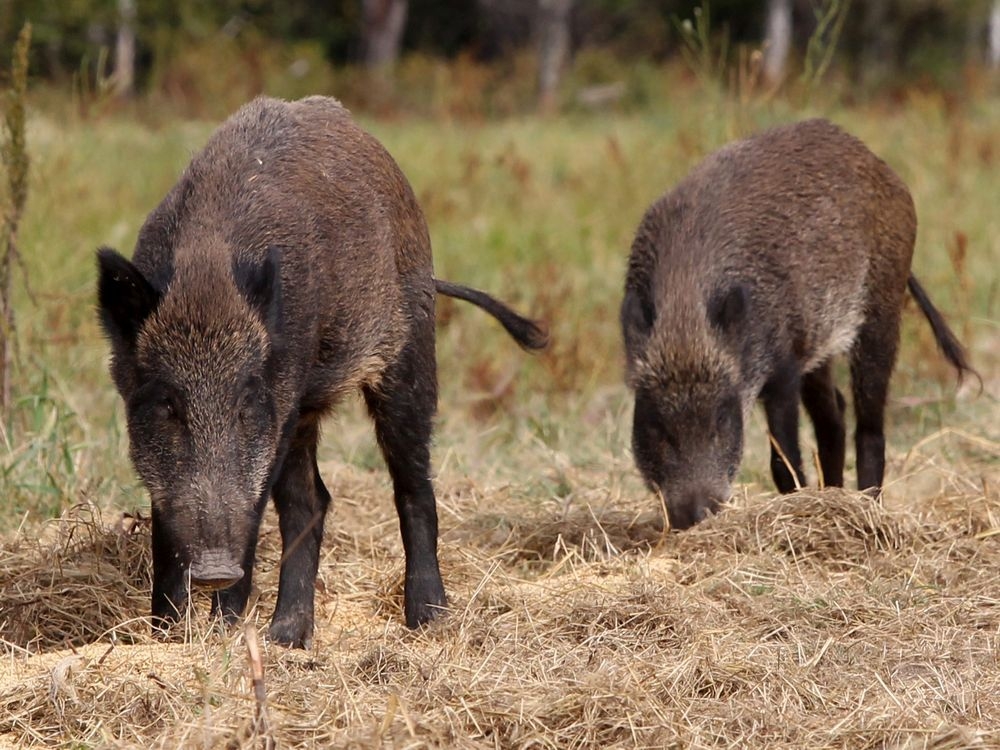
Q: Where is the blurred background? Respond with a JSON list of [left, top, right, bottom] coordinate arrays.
[[2, 0, 1000, 118]]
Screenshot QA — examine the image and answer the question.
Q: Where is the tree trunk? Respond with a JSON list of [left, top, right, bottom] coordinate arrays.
[[762, 0, 792, 86], [990, 0, 1000, 68], [859, 0, 898, 84], [363, 0, 408, 69], [113, 0, 136, 98], [1, 24, 30, 414], [537, 0, 572, 114]]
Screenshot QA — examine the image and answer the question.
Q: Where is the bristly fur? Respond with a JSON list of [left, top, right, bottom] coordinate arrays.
[[97, 96, 547, 648], [622, 118, 975, 530]]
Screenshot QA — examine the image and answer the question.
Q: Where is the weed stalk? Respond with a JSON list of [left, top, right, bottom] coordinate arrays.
[[1, 22, 32, 414]]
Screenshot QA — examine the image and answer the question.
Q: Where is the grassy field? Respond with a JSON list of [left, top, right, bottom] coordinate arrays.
[[1, 78, 998, 747]]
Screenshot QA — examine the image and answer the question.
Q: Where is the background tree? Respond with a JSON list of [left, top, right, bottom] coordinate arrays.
[[990, 0, 1000, 67], [113, 0, 136, 97], [763, 0, 792, 86], [363, 0, 408, 69], [537, 0, 573, 113]]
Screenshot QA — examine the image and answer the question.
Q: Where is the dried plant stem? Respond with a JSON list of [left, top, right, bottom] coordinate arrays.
[[768, 431, 803, 490], [1, 22, 31, 413], [244, 623, 275, 750]]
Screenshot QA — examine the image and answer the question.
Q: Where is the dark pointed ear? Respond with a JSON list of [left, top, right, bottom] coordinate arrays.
[[234, 246, 282, 333], [621, 287, 655, 350], [97, 247, 161, 350], [708, 284, 748, 335]]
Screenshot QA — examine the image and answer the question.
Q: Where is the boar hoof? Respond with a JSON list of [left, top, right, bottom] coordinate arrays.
[[150, 619, 184, 641], [268, 615, 314, 649], [405, 583, 448, 629]]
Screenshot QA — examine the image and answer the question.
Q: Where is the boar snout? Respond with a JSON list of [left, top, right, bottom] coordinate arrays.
[[189, 549, 244, 591], [664, 489, 728, 531]]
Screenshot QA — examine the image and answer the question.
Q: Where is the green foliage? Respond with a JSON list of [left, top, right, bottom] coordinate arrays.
[[2, 0, 996, 101], [3, 1, 113, 82], [674, 2, 731, 91], [800, 0, 851, 91], [2, 369, 101, 521]]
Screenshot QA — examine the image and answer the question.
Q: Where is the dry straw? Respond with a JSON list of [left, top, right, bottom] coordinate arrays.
[[1, 436, 998, 748]]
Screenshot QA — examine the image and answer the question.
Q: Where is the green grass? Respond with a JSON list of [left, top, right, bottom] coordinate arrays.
[[1, 83, 997, 532]]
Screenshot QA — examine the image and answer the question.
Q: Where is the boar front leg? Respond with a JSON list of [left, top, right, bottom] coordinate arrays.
[[268, 415, 331, 648], [762, 361, 807, 492], [800, 359, 847, 487], [151, 507, 189, 635]]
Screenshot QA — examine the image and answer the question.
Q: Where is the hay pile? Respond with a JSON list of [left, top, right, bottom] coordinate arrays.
[[2, 438, 998, 748]]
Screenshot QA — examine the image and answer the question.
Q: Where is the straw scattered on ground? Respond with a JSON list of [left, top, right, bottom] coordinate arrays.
[[1, 432, 998, 749]]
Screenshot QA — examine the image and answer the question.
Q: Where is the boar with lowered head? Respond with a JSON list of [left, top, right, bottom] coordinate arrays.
[[622, 118, 975, 530], [97, 96, 546, 647]]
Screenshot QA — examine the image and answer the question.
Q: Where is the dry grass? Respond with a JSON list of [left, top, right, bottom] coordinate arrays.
[[1, 436, 998, 749]]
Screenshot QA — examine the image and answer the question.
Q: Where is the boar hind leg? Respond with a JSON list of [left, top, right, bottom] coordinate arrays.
[[801, 360, 847, 487], [268, 415, 331, 648], [364, 329, 447, 629], [849, 312, 901, 495], [762, 361, 807, 493]]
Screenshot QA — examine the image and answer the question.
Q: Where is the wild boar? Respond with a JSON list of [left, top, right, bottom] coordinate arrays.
[[97, 96, 546, 648], [621, 118, 975, 530]]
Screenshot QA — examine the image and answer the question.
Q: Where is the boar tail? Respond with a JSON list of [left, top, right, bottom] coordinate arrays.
[[907, 274, 980, 388], [434, 279, 548, 351]]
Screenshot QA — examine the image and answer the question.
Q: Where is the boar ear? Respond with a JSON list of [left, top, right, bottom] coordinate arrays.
[[235, 246, 283, 333], [621, 287, 655, 345], [97, 247, 161, 349], [708, 284, 748, 335]]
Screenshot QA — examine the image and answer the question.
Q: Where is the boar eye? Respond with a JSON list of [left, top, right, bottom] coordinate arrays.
[[661, 426, 680, 452], [238, 377, 267, 420], [127, 380, 185, 424], [131, 382, 184, 424], [714, 397, 739, 433], [155, 396, 181, 423]]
